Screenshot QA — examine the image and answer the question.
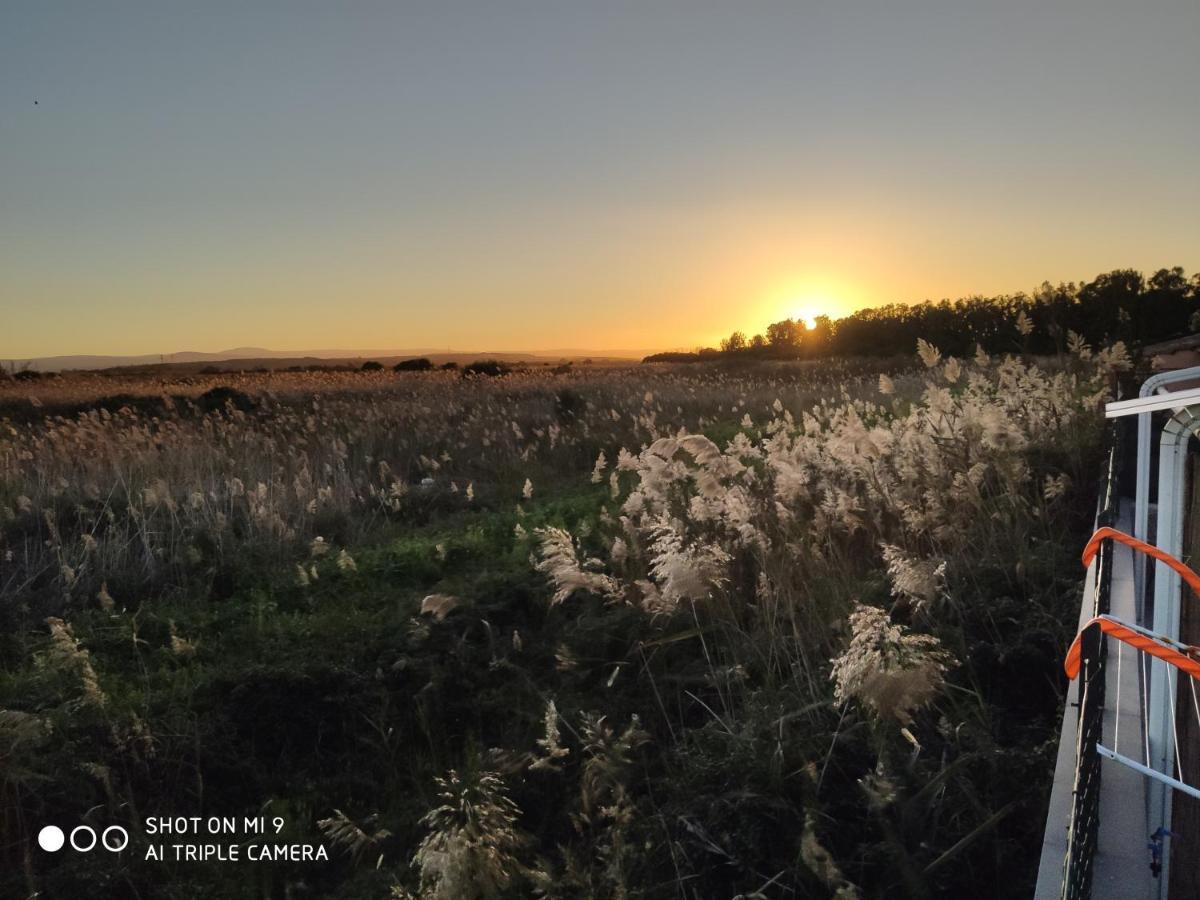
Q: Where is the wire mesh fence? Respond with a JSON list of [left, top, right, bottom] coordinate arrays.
[[1061, 419, 1122, 900]]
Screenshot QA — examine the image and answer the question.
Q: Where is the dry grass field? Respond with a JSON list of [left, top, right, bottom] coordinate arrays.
[[0, 346, 1117, 897]]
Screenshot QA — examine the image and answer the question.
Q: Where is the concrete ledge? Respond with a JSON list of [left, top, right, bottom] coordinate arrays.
[[1035, 507, 1149, 899]]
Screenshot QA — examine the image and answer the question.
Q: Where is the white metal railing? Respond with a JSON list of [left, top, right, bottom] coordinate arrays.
[[1103, 369, 1200, 897]]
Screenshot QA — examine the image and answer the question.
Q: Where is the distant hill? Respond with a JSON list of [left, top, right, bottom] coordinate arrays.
[[2, 347, 653, 373]]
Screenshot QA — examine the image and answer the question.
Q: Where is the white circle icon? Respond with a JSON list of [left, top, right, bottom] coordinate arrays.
[[70, 825, 97, 852], [38, 826, 65, 852], [102, 825, 129, 852]]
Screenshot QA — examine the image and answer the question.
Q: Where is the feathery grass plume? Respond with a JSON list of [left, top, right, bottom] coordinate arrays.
[[412, 769, 540, 899], [96, 582, 115, 611], [336, 548, 357, 572], [310, 536, 330, 557], [1095, 341, 1132, 370], [555, 643, 578, 671], [1067, 330, 1092, 360], [567, 712, 650, 894], [1015, 310, 1034, 336], [529, 700, 570, 772], [799, 811, 861, 898], [44, 617, 106, 707], [915, 338, 941, 369], [590, 450, 607, 483], [878, 374, 895, 395], [644, 518, 731, 611], [677, 432, 725, 470], [942, 357, 962, 384], [42, 509, 61, 546], [533, 527, 619, 606], [1043, 473, 1071, 501], [168, 621, 198, 658], [0, 706, 51, 761], [830, 604, 953, 725], [858, 760, 898, 811], [420, 593, 460, 621], [522, 478, 534, 500], [318, 809, 392, 868], [578, 712, 648, 816], [879, 544, 946, 610]]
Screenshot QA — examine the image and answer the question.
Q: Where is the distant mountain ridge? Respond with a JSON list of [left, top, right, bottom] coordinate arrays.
[[3, 346, 668, 372]]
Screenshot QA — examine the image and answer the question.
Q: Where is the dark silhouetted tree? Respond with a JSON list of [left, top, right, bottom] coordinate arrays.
[[720, 331, 748, 352], [394, 357, 434, 372]]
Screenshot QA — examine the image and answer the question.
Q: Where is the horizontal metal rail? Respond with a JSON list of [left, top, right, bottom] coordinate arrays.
[[1105, 388, 1200, 418], [1096, 744, 1200, 803]]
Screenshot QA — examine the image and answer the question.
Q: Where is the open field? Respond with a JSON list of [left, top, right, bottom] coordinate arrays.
[[0, 350, 1112, 898]]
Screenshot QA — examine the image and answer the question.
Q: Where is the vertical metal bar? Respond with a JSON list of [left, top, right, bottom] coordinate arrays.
[[1132, 368, 1200, 619], [1149, 415, 1191, 895]]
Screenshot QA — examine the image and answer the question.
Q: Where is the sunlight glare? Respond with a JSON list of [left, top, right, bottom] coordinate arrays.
[[762, 276, 855, 335]]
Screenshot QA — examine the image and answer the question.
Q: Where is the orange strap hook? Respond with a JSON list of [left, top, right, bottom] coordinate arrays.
[[1063, 529, 1200, 680], [1064, 614, 1200, 681], [1081, 526, 1200, 598]]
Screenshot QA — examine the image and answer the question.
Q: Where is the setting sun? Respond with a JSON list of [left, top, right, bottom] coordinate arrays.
[[758, 276, 859, 335], [789, 304, 825, 331]]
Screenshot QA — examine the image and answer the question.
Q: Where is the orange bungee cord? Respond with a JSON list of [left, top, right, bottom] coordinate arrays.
[[1064, 614, 1200, 681], [1081, 526, 1200, 598], [1064, 528, 1200, 680]]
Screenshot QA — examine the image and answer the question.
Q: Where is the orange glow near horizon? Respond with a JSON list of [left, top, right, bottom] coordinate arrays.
[[764, 277, 861, 334], [689, 277, 862, 352], [4, 5, 1200, 360]]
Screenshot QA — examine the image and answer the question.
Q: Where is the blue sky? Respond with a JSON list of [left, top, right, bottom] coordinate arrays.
[[3, 1, 1198, 356]]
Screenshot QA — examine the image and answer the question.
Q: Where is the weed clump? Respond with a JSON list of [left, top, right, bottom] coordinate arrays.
[[463, 359, 510, 377]]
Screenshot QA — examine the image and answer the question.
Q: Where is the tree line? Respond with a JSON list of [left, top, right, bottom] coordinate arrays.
[[644, 267, 1200, 362]]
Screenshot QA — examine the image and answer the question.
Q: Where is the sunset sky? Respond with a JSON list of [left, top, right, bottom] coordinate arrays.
[[3, 1, 1198, 359]]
